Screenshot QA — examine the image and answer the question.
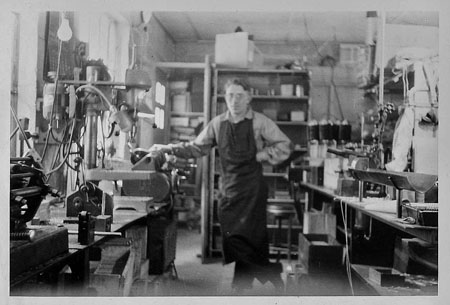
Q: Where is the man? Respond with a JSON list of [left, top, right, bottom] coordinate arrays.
[[150, 78, 293, 294]]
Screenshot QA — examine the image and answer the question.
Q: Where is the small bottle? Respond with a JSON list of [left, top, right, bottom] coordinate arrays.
[[295, 84, 303, 97]]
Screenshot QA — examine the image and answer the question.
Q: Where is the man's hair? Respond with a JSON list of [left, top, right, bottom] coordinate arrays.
[[224, 78, 250, 92]]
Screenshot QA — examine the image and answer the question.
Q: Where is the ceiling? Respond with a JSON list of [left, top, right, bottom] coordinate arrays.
[[151, 11, 439, 44]]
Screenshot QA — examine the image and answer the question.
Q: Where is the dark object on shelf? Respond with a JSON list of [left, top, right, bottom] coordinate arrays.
[[331, 121, 340, 141], [338, 121, 352, 143], [403, 203, 438, 227], [308, 166, 324, 186], [95, 215, 112, 232], [298, 233, 343, 273], [368, 267, 406, 287], [308, 121, 319, 141], [78, 211, 95, 245], [318, 120, 332, 141]]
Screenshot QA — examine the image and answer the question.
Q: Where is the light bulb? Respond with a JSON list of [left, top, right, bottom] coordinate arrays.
[[57, 14, 72, 41]]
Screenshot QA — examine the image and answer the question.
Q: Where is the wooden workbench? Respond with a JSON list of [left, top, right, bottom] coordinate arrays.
[[300, 182, 438, 244], [299, 181, 438, 296], [10, 207, 149, 293]]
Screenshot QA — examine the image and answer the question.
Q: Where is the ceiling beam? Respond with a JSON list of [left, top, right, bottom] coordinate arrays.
[[185, 13, 202, 41]]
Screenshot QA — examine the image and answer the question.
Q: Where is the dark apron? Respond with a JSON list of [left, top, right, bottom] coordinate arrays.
[[218, 118, 269, 266]]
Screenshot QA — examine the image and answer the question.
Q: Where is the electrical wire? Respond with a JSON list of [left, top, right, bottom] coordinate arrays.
[[75, 84, 114, 110], [303, 14, 324, 60], [45, 118, 77, 178], [99, 112, 106, 168], [41, 37, 63, 160], [339, 199, 355, 295], [331, 65, 345, 121], [101, 110, 116, 139], [303, 14, 345, 122]]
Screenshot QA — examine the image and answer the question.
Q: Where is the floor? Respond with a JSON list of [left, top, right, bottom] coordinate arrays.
[[130, 227, 361, 296]]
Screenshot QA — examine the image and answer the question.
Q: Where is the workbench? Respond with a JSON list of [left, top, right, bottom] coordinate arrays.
[[300, 181, 438, 244], [299, 181, 438, 295], [10, 207, 149, 295]]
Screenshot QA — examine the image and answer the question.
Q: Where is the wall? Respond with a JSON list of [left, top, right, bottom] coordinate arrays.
[[174, 39, 367, 142], [130, 16, 177, 147]]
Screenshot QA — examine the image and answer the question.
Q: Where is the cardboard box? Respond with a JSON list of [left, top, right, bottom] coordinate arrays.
[[323, 157, 349, 190], [215, 32, 263, 68], [298, 233, 343, 273], [170, 117, 190, 127], [335, 177, 359, 196], [290, 111, 305, 121], [171, 94, 187, 112], [169, 80, 189, 92], [280, 84, 294, 96], [303, 211, 336, 238], [368, 267, 405, 287]]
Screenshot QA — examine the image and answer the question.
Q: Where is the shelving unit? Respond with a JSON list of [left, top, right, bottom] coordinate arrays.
[[205, 67, 311, 257], [154, 57, 212, 261]]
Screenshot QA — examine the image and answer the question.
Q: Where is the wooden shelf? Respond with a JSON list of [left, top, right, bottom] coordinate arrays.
[[213, 67, 309, 76], [170, 111, 204, 117], [267, 198, 295, 204], [300, 181, 337, 198], [59, 80, 126, 87], [267, 224, 302, 230], [216, 94, 309, 100], [275, 121, 308, 126], [155, 61, 207, 69], [213, 222, 301, 230]]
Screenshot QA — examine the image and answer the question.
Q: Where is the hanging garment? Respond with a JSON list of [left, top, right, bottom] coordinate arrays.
[[385, 107, 414, 172]]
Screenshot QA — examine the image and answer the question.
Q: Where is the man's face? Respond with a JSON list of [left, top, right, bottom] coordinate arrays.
[[225, 84, 251, 118]]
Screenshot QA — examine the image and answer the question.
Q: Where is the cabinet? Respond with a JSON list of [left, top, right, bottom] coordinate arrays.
[[154, 57, 212, 261], [206, 67, 311, 257]]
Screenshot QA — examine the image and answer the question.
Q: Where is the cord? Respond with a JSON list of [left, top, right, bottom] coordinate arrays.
[[303, 14, 345, 122], [339, 199, 355, 295], [101, 110, 116, 139], [331, 65, 345, 121], [45, 118, 76, 178], [303, 14, 324, 60], [42, 38, 63, 160]]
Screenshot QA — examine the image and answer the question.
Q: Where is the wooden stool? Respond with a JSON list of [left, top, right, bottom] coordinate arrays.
[[267, 204, 297, 263]]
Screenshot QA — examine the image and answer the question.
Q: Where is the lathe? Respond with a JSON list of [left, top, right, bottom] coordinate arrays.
[[10, 153, 69, 280]]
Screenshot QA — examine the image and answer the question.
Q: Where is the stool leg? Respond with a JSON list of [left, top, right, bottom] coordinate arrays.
[[276, 217, 282, 262], [287, 215, 292, 264]]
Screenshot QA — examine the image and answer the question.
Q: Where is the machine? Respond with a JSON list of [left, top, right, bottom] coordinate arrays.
[[10, 151, 69, 280]]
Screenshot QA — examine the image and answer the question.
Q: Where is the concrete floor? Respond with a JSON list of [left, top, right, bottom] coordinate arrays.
[[130, 227, 360, 296]]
